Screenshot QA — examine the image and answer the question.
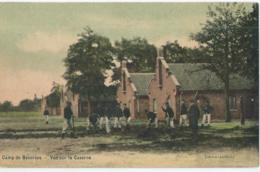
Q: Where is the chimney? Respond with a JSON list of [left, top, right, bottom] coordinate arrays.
[[121, 60, 127, 69]]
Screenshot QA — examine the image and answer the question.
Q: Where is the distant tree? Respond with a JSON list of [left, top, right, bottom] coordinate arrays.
[[0, 101, 13, 112], [63, 27, 115, 98], [162, 40, 208, 63], [114, 37, 157, 72], [18, 99, 36, 111], [191, 3, 254, 122], [46, 82, 62, 108]]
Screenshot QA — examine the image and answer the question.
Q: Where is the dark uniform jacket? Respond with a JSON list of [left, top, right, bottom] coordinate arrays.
[[123, 107, 131, 118], [64, 106, 73, 119], [188, 103, 200, 129], [203, 105, 213, 114], [89, 113, 99, 125], [114, 106, 123, 118], [162, 106, 174, 118], [43, 109, 49, 116], [180, 103, 188, 115], [147, 112, 156, 123]]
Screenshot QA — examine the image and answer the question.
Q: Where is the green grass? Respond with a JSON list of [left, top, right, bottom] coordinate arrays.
[[0, 111, 41, 117], [0, 111, 258, 132]]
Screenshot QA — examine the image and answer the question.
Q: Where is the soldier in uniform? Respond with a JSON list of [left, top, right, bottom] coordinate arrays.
[[97, 104, 105, 130], [113, 103, 123, 129], [179, 100, 188, 127], [123, 104, 131, 127], [161, 102, 175, 128], [104, 104, 112, 134], [202, 101, 213, 126], [188, 99, 200, 143], [43, 106, 49, 124], [145, 109, 158, 128], [86, 106, 100, 131], [62, 101, 75, 138]]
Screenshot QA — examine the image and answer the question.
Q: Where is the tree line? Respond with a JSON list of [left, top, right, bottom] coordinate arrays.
[[0, 95, 41, 112]]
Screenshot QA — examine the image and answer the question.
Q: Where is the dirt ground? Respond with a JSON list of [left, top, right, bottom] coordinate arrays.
[[0, 115, 258, 168], [0, 136, 258, 168]]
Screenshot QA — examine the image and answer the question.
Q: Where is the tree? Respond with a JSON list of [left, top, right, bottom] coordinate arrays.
[[46, 82, 62, 108], [0, 101, 13, 112], [162, 40, 208, 63], [63, 27, 115, 98], [114, 37, 157, 72], [18, 99, 36, 111], [191, 3, 251, 122], [239, 3, 259, 83]]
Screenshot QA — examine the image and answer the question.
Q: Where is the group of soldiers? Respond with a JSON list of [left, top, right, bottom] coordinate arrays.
[[44, 98, 213, 142]]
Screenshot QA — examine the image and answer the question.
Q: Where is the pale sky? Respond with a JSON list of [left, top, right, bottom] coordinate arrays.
[[0, 3, 253, 105]]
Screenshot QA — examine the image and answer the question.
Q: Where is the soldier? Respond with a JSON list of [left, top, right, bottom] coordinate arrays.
[[43, 106, 49, 124], [145, 109, 158, 128], [202, 101, 213, 126], [123, 104, 131, 127], [86, 107, 100, 130], [61, 101, 74, 138], [161, 102, 175, 128], [188, 99, 200, 143], [179, 100, 188, 127], [97, 104, 105, 130], [113, 103, 123, 129], [104, 105, 112, 134]]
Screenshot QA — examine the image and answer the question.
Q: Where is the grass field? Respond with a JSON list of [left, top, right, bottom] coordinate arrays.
[[0, 111, 258, 167]]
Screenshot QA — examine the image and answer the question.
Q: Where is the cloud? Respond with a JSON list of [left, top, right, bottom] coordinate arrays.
[[17, 31, 76, 54]]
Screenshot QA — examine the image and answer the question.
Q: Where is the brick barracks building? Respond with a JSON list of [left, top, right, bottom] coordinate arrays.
[[117, 55, 258, 121], [116, 61, 154, 119]]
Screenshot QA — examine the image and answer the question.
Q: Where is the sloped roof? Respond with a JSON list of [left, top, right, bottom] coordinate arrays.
[[130, 73, 154, 96], [168, 63, 255, 91]]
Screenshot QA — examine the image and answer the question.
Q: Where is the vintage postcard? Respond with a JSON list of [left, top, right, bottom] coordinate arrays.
[[0, 2, 258, 168]]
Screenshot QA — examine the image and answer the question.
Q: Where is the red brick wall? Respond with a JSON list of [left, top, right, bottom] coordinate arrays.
[[148, 57, 178, 120], [180, 90, 258, 120], [116, 69, 137, 119]]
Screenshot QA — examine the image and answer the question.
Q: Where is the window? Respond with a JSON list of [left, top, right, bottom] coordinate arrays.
[[123, 71, 126, 92], [229, 96, 237, 110], [153, 99, 157, 112], [158, 59, 163, 87]]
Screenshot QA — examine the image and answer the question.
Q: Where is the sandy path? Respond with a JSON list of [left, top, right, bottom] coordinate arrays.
[[0, 138, 258, 167]]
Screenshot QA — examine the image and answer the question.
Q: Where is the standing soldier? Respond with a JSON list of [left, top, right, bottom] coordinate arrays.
[[123, 104, 131, 128], [202, 101, 213, 127], [104, 105, 112, 134], [43, 106, 49, 124], [98, 104, 105, 130], [86, 107, 100, 131], [188, 99, 200, 143], [113, 103, 123, 129], [62, 101, 75, 138], [240, 96, 245, 125], [179, 100, 188, 127], [161, 102, 175, 128], [145, 109, 158, 128]]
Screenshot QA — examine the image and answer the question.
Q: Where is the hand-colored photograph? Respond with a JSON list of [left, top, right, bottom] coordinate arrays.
[[0, 2, 258, 168]]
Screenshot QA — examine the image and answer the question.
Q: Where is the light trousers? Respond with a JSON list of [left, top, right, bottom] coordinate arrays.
[[202, 113, 211, 125]]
